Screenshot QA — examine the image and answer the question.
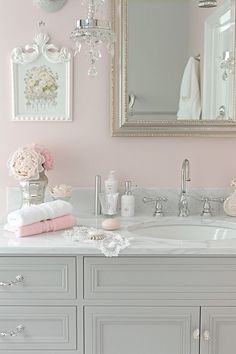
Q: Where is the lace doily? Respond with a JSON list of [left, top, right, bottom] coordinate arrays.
[[64, 226, 132, 257]]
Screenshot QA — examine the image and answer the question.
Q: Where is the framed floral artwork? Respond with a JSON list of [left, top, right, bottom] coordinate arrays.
[[11, 32, 73, 121]]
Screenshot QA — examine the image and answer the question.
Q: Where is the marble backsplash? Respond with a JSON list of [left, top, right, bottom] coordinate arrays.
[[6, 186, 232, 218]]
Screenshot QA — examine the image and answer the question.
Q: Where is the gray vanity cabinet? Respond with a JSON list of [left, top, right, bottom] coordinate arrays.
[[85, 307, 200, 354], [2, 256, 236, 353], [200, 307, 236, 354]]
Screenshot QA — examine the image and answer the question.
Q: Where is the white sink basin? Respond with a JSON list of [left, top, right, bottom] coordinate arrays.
[[128, 219, 236, 241]]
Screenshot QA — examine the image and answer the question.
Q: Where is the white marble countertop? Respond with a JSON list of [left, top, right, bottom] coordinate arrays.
[[2, 214, 236, 256]]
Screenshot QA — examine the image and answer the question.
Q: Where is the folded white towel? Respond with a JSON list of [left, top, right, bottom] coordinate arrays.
[[7, 200, 74, 227], [177, 57, 201, 120]]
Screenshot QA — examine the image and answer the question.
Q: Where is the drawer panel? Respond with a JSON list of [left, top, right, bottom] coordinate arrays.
[[0, 306, 76, 350], [0, 257, 76, 300], [84, 257, 236, 300]]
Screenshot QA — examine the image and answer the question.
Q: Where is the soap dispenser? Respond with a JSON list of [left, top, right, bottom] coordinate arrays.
[[121, 181, 135, 217], [104, 170, 118, 193]]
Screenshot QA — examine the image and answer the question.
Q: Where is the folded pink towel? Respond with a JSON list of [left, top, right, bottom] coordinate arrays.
[[5, 214, 76, 238]]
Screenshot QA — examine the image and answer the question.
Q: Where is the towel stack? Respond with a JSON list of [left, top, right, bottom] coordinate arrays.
[[5, 200, 77, 237]]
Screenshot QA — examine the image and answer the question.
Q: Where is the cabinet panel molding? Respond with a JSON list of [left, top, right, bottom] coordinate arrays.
[[201, 307, 236, 354], [85, 306, 200, 354], [0, 257, 76, 300], [0, 306, 76, 350], [84, 257, 236, 300]]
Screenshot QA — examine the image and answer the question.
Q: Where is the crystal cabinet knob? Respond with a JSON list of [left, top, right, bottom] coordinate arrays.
[[193, 328, 200, 340], [0, 275, 24, 287], [0, 324, 24, 337], [203, 330, 210, 341]]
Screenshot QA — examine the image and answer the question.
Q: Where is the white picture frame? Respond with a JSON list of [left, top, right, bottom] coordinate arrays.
[[11, 32, 73, 122]]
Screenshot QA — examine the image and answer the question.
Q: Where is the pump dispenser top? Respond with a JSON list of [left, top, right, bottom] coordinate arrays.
[[124, 181, 132, 195]]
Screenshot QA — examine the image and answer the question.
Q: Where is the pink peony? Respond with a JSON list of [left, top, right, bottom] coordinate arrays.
[[8, 146, 45, 181], [33, 144, 54, 171], [8, 144, 54, 181]]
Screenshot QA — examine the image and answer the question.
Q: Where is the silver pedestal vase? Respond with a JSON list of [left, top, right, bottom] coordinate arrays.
[[19, 171, 48, 207]]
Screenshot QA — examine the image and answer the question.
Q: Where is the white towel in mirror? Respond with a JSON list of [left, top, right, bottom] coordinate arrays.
[[177, 57, 201, 120]]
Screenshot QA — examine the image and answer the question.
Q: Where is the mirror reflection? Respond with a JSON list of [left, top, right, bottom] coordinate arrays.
[[127, 0, 235, 122]]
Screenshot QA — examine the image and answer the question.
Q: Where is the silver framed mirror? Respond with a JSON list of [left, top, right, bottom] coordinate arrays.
[[111, 0, 236, 137]]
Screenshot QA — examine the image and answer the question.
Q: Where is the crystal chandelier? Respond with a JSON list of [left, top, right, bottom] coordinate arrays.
[[71, 0, 115, 77], [198, 0, 217, 8]]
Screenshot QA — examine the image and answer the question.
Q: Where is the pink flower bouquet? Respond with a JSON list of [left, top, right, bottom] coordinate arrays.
[[8, 144, 54, 181]]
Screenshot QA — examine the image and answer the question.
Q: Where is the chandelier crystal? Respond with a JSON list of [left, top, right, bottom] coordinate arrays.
[[71, 0, 115, 77]]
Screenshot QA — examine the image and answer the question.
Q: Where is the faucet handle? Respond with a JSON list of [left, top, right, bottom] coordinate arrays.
[[207, 197, 225, 203], [200, 196, 225, 216], [143, 196, 168, 217], [143, 196, 168, 203]]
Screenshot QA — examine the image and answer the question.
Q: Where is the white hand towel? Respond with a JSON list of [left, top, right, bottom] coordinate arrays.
[[177, 57, 201, 120], [7, 200, 73, 227]]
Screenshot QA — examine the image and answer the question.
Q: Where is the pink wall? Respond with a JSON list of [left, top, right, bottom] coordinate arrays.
[[0, 0, 236, 213]]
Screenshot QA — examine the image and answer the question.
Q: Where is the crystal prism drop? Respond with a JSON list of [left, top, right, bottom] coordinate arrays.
[[88, 66, 98, 77]]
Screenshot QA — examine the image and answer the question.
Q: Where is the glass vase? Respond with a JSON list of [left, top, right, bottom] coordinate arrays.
[[19, 171, 48, 208]]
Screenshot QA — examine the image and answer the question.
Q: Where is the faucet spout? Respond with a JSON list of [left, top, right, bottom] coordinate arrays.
[[179, 159, 191, 217]]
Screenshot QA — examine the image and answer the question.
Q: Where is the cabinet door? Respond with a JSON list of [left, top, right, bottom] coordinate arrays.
[[201, 307, 236, 354], [85, 307, 200, 354]]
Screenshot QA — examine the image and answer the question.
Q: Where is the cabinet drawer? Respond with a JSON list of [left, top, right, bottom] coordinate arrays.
[[0, 306, 76, 350], [84, 257, 236, 300], [0, 257, 76, 300]]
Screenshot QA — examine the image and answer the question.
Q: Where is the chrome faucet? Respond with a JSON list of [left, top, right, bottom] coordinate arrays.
[[178, 159, 191, 217]]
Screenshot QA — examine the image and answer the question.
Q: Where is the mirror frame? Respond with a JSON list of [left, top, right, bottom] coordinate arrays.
[[111, 0, 236, 137]]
